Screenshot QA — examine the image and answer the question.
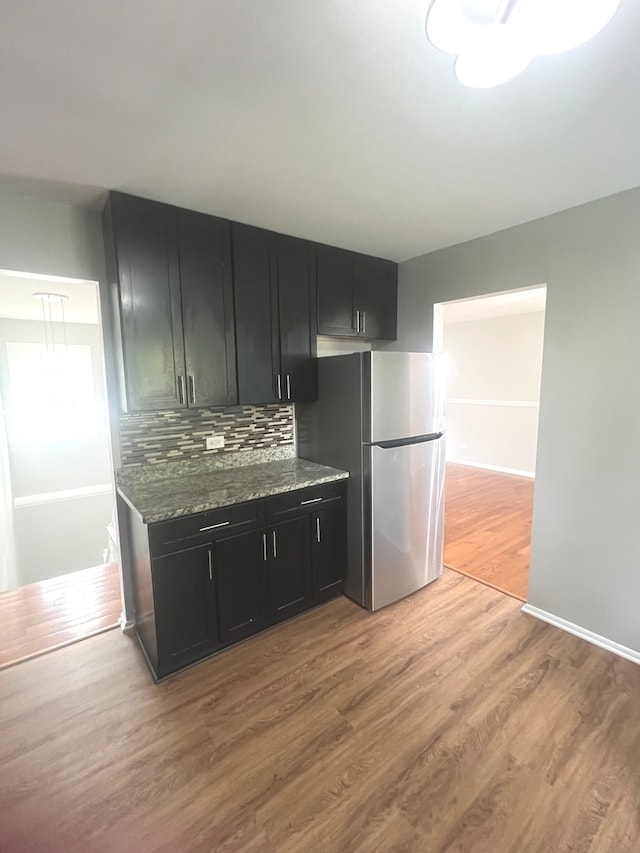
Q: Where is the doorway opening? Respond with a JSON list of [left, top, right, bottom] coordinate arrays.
[[434, 285, 546, 601], [0, 269, 121, 668]]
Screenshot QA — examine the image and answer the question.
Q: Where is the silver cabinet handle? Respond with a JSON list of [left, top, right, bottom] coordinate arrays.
[[355, 309, 361, 333], [301, 497, 323, 505], [272, 530, 277, 558], [177, 375, 185, 405], [316, 517, 321, 543], [361, 311, 366, 334], [199, 520, 230, 532], [286, 374, 291, 400], [189, 374, 196, 405], [262, 533, 267, 562], [207, 549, 213, 581], [276, 373, 282, 400]]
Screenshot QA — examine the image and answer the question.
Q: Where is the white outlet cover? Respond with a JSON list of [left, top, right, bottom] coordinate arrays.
[[206, 435, 225, 450]]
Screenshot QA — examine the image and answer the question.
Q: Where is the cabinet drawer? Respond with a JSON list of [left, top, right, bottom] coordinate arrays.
[[149, 500, 265, 557], [266, 481, 346, 523]]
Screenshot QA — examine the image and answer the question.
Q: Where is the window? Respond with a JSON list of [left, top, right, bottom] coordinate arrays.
[[5, 342, 98, 442]]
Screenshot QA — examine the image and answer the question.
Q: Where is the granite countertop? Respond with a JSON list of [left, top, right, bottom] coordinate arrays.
[[116, 456, 348, 524]]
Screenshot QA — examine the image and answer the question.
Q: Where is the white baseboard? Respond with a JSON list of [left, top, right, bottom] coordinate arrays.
[[447, 458, 535, 478], [118, 611, 135, 632], [521, 603, 640, 666]]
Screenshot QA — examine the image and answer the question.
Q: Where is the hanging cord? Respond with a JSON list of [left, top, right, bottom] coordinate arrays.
[[60, 295, 69, 352]]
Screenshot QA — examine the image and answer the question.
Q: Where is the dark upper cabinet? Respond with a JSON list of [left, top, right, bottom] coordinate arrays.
[[233, 224, 317, 405], [214, 528, 270, 645], [104, 193, 185, 411], [152, 544, 220, 677], [353, 253, 398, 341], [311, 503, 347, 603], [317, 244, 398, 341], [232, 223, 280, 405], [316, 244, 355, 337], [276, 234, 317, 403], [268, 516, 312, 623], [103, 192, 237, 412], [176, 209, 237, 408]]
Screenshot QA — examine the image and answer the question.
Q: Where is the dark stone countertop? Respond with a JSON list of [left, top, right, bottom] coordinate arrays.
[[116, 457, 348, 524]]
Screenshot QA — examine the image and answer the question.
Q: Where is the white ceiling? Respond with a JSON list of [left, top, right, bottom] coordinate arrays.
[[0, 271, 99, 324], [1, 1, 639, 261], [442, 285, 547, 323]]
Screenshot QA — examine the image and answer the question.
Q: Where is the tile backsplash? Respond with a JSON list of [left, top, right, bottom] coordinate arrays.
[[119, 404, 294, 466]]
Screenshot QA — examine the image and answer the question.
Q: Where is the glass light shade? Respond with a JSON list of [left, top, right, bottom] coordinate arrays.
[[426, 0, 489, 55], [511, 0, 621, 56], [455, 34, 533, 88]]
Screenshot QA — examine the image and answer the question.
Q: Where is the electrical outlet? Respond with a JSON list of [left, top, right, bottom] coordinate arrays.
[[205, 435, 225, 450]]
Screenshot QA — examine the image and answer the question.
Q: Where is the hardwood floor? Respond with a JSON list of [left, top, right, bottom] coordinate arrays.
[[0, 561, 121, 670], [445, 463, 533, 601], [1, 570, 639, 853]]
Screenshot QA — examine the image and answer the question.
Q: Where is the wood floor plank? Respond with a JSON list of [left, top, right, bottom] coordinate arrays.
[[445, 463, 533, 600], [0, 562, 122, 669], [1, 571, 639, 852]]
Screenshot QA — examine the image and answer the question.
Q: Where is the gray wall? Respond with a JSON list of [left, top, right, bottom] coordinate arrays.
[[387, 187, 640, 654], [444, 311, 545, 474]]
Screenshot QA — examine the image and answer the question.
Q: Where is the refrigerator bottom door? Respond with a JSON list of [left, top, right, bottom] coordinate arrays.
[[368, 437, 444, 610]]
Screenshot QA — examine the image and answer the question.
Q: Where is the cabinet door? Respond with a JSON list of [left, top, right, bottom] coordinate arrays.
[[276, 235, 317, 403], [177, 209, 237, 407], [215, 529, 270, 644], [232, 223, 281, 404], [108, 193, 186, 411], [353, 254, 398, 341], [311, 503, 347, 603], [268, 517, 312, 623], [153, 545, 219, 677], [316, 244, 356, 337]]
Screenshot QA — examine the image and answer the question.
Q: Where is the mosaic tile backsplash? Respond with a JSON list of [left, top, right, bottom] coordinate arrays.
[[119, 404, 294, 466]]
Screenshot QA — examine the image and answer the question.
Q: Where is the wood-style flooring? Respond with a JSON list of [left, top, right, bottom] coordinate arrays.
[[2, 570, 639, 853], [0, 561, 121, 670], [445, 463, 533, 601]]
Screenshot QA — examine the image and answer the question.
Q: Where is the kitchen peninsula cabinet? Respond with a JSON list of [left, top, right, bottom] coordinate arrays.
[[317, 243, 398, 341], [103, 192, 237, 412], [311, 501, 348, 602], [153, 544, 220, 673], [215, 529, 270, 644], [233, 223, 317, 405], [268, 517, 312, 623], [121, 475, 347, 680]]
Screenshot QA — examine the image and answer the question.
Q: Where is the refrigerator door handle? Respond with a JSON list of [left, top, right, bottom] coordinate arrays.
[[371, 432, 443, 450]]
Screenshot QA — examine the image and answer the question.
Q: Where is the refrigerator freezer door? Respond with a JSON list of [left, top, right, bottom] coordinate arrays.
[[368, 436, 444, 610], [368, 352, 446, 443]]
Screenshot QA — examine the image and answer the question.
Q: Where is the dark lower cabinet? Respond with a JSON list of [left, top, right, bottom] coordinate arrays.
[[268, 517, 312, 623], [215, 529, 270, 644], [311, 504, 348, 602], [125, 480, 347, 681], [153, 545, 220, 678]]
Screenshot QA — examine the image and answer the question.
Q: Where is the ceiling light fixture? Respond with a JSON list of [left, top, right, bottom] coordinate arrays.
[[426, 0, 622, 88], [33, 292, 69, 353]]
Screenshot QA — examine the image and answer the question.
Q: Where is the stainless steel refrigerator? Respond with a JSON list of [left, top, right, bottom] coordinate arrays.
[[297, 351, 446, 611]]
